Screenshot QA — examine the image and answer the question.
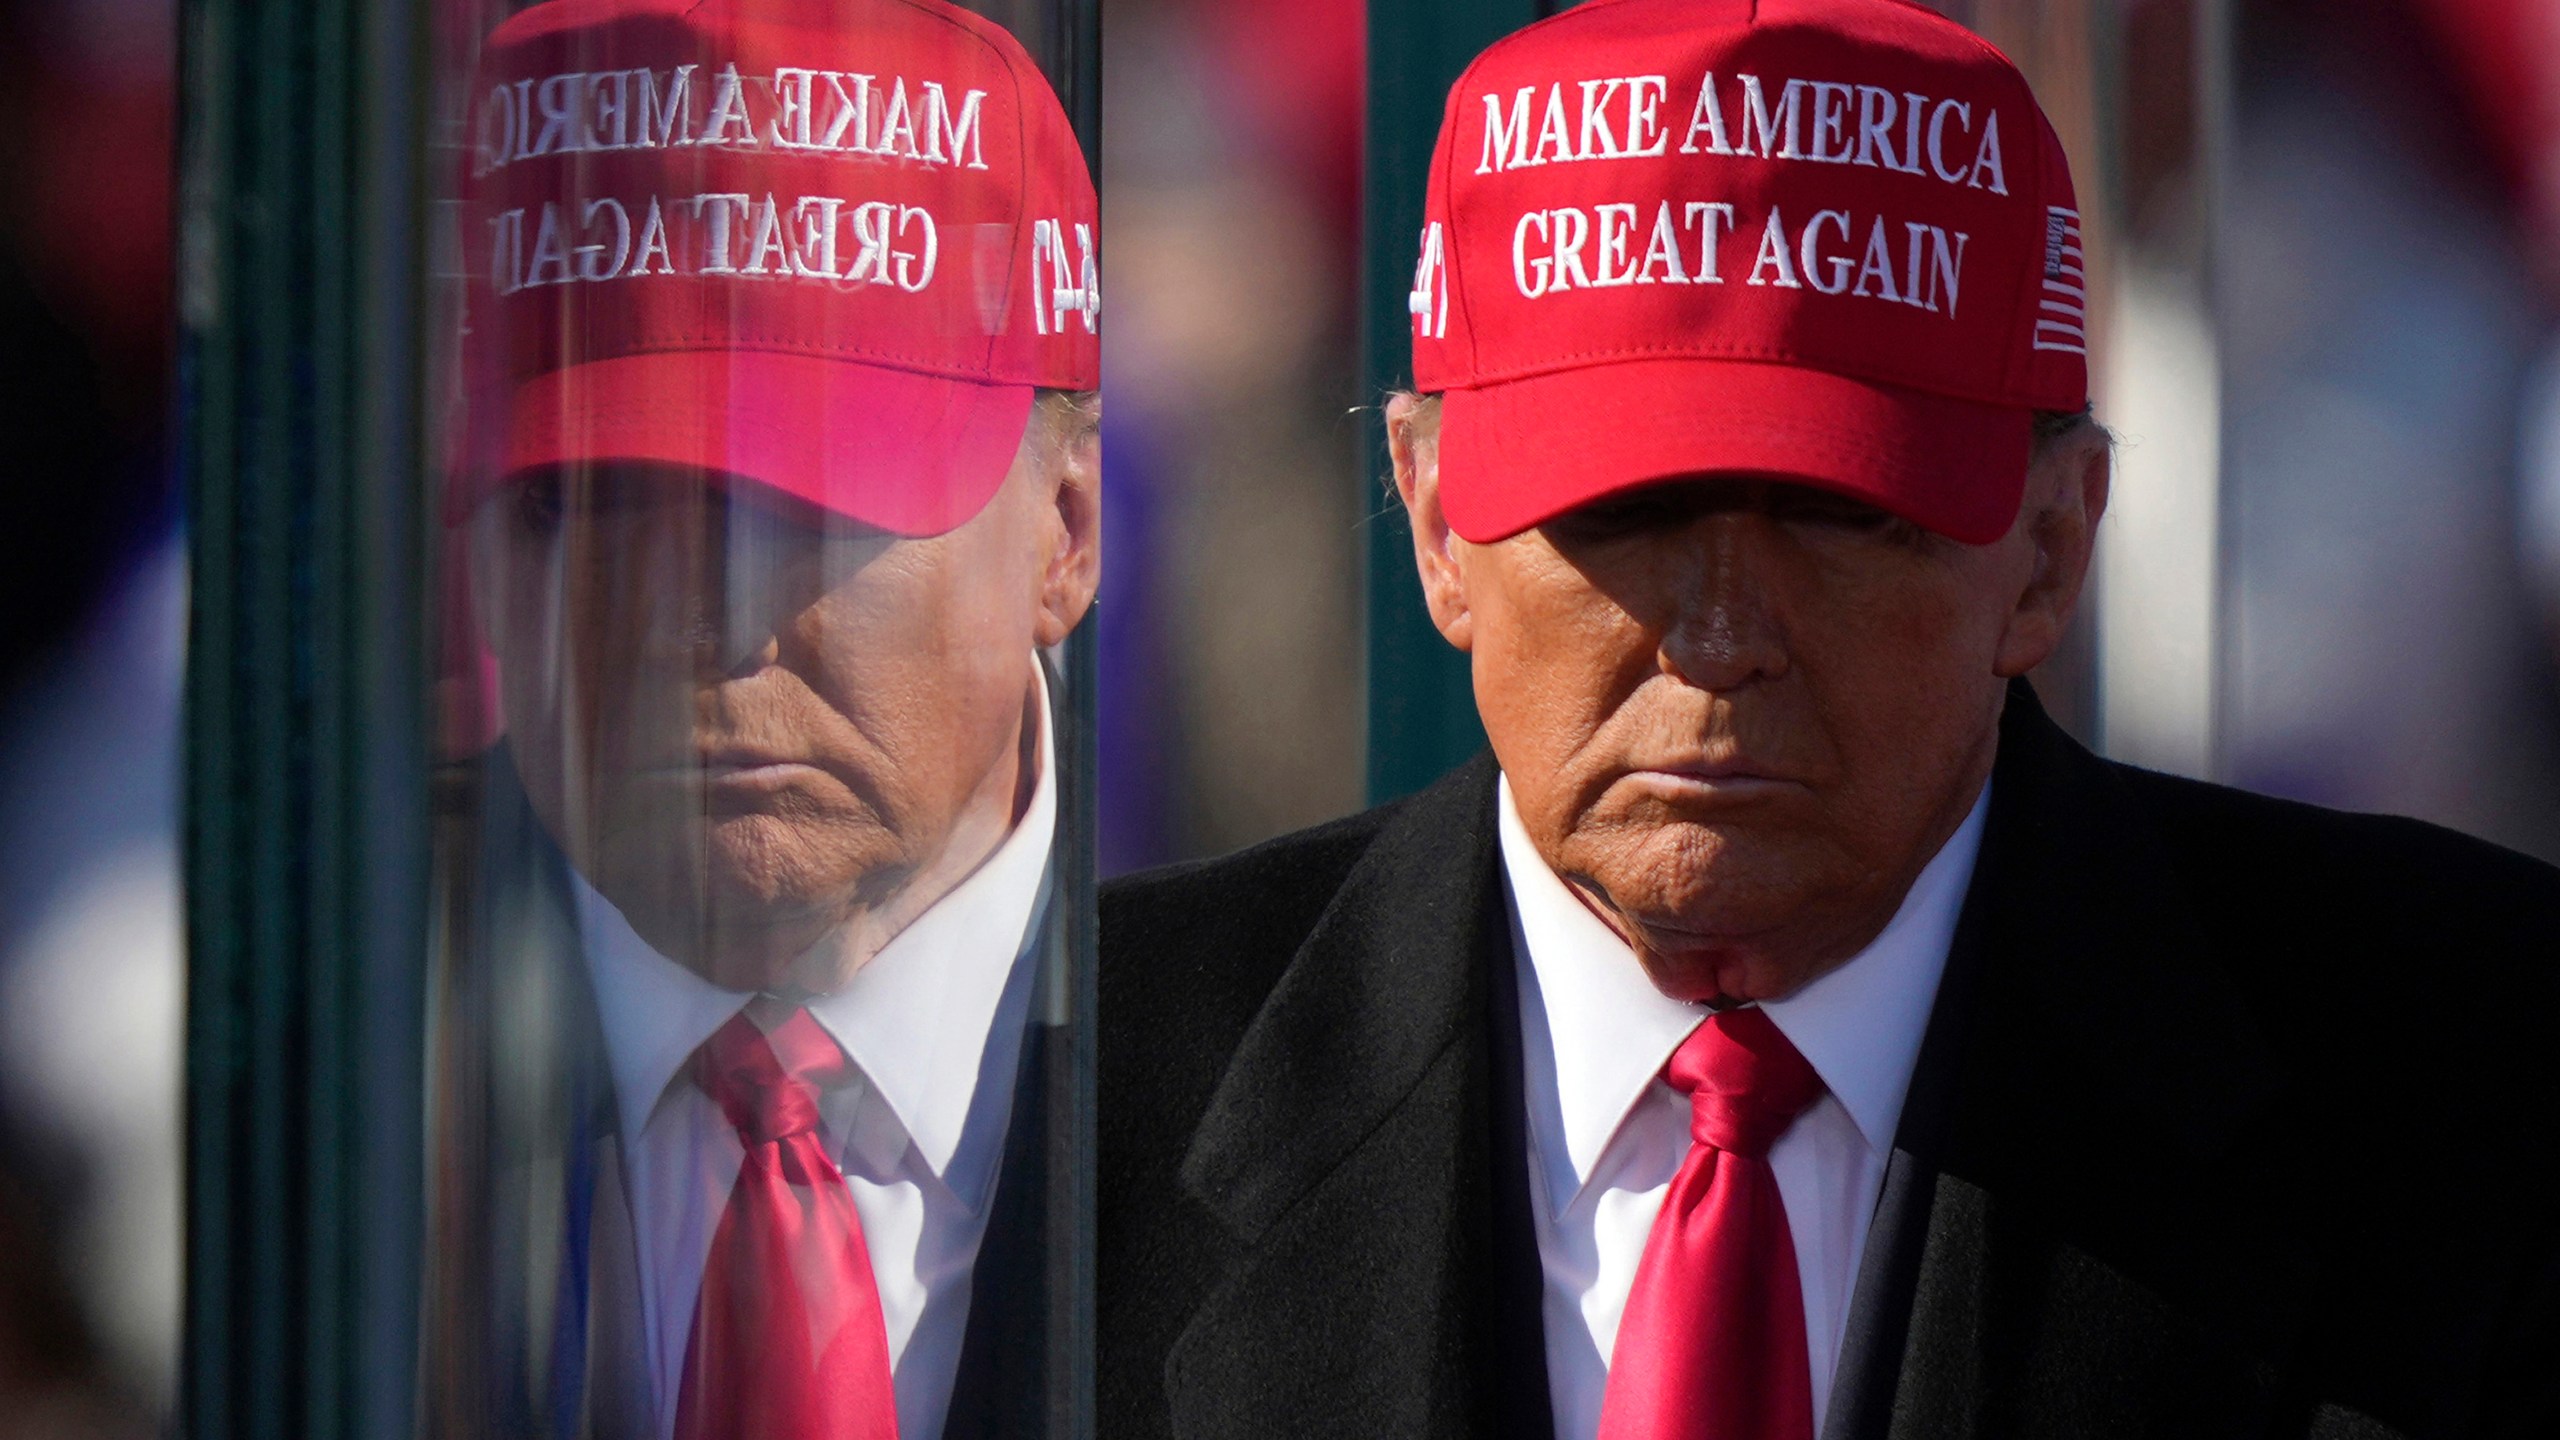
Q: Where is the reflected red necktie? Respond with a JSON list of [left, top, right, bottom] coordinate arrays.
[[674, 1006, 900, 1440], [1597, 1006, 1826, 1440]]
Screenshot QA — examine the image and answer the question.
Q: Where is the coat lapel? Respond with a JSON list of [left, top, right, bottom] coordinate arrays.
[[1483, 892, 1562, 1435], [429, 744, 658, 1440], [949, 734, 1079, 1438], [515, 785, 652, 1440], [1827, 682, 2317, 1440], [943, 1014, 1063, 1440], [1166, 754, 1550, 1438], [575, 1125, 655, 1440]]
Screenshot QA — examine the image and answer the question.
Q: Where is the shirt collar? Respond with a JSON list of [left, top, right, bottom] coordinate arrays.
[[577, 661, 1057, 1211], [1758, 786, 1984, 1155], [1497, 772, 1987, 1207], [802, 665, 1055, 1209], [575, 876, 746, 1164]]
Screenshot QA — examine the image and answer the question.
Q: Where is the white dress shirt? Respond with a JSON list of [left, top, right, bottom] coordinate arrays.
[[574, 672, 1056, 1440], [1496, 773, 1988, 1440]]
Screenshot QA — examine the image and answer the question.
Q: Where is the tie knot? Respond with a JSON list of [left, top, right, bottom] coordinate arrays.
[[1665, 1007, 1824, 1158], [693, 1007, 852, 1146]]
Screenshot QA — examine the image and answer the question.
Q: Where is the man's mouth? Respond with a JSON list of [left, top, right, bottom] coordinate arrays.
[[1623, 760, 1804, 799], [632, 748, 820, 787]]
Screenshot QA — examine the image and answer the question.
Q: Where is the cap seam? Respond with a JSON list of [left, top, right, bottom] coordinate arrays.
[[502, 334, 1031, 370], [1447, 345, 2066, 411], [1468, 422, 2003, 474], [1445, 415, 2024, 539], [886, 0, 1033, 375], [1896, 0, 2072, 402], [1457, 401, 2023, 468], [1445, 74, 1483, 379], [499, 337, 1055, 384], [2006, 75, 2050, 396], [1436, 0, 1649, 380], [992, 20, 1034, 376]]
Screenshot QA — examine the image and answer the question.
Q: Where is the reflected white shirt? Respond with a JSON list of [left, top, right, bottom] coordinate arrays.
[[575, 673, 1056, 1440], [1497, 774, 1986, 1440]]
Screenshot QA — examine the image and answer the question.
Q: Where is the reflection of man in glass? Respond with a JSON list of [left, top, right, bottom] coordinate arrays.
[[447, 0, 1097, 1436]]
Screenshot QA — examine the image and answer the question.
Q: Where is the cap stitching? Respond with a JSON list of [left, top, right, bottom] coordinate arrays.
[[1443, 71, 1482, 378], [1434, 0, 1660, 380], [881, 0, 1039, 375], [1468, 406, 2018, 461], [500, 335, 1067, 383], [1447, 417, 2027, 534], [2004, 75, 2048, 394], [1450, 341, 2075, 411], [1883, 0, 2074, 399]]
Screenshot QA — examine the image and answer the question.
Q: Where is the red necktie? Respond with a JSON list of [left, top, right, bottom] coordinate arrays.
[[1597, 1006, 1827, 1440], [673, 1006, 900, 1440]]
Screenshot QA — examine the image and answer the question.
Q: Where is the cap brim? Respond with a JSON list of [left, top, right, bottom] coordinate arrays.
[[1436, 358, 2032, 546], [450, 349, 1035, 537]]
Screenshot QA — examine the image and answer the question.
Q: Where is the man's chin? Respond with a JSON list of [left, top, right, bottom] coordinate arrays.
[[573, 852, 863, 984], [1629, 942, 1825, 1007], [1579, 864, 1842, 1005], [698, 813, 910, 905]]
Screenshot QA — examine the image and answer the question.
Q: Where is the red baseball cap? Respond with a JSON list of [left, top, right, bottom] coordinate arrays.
[[453, 0, 1099, 534], [1408, 0, 2088, 544]]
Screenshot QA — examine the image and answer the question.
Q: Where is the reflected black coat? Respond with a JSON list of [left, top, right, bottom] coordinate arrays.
[[1098, 682, 2560, 1440]]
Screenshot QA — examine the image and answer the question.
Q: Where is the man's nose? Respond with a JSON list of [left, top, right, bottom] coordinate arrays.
[[655, 579, 780, 679], [1657, 515, 1790, 691], [712, 518, 793, 674]]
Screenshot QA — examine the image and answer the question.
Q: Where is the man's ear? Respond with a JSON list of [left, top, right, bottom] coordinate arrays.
[[1387, 393, 1475, 652], [1033, 400, 1102, 649], [1993, 425, 2111, 677]]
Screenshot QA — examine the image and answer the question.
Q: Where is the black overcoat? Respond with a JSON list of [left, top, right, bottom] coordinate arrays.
[[1100, 682, 2560, 1439]]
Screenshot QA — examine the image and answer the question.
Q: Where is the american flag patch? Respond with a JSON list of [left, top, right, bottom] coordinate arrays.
[[2032, 206, 2086, 355]]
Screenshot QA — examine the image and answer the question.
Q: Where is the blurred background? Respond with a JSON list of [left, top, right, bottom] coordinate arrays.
[[0, 0, 180, 1430], [0, 0, 2556, 1431], [1097, 0, 1367, 869]]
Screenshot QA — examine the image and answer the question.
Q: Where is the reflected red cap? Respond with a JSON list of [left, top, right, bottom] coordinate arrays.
[[1408, 0, 2087, 544], [453, 0, 1099, 534]]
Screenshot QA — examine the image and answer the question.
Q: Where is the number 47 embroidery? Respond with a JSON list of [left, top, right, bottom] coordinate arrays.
[[1408, 221, 1447, 341], [1032, 218, 1100, 334]]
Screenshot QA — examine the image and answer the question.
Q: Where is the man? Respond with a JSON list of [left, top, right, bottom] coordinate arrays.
[[425, 1, 1099, 1437], [1099, 2, 2560, 1437]]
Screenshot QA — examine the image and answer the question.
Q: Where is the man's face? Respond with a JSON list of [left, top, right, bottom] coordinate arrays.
[[1395, 400, 2103, 1005], [471, 402, 1098, 990]]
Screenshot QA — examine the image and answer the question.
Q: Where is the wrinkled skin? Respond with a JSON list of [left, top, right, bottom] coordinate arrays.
[[1390, 397, 2109, 1005], [472, 397, 1100, 993]]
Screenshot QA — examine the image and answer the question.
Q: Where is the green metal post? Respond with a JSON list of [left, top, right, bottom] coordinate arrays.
[[178, 0, 429, 1430], [1360, 0, 1554, 804], [1052, 13, 1100, 1435]]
